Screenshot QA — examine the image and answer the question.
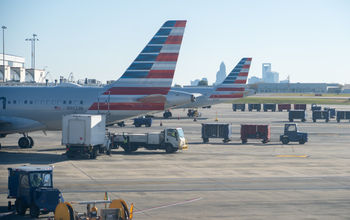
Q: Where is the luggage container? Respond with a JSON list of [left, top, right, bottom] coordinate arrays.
[[336, 111, 350, 122], [240, 124, 270, 144], [312, 110, 329, 122], [288, 110, 306, 122], [248, 104, 261, 112], [278, 104, 291, 112], [263, 103, 276, 112], [232, 104, 246, 111], [201, 123, 231, 143], [294, 104, 306, 110], [324, 107, 336, 118]]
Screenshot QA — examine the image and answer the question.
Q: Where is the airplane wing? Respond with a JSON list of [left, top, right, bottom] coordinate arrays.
[[0, 116, 45, 135]]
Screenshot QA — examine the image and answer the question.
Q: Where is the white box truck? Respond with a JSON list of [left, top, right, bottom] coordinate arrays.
[[112, 128, 188, 153], [62, 114, 108, 159]]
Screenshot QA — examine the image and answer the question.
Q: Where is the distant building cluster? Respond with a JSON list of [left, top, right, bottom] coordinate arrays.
[[248, 63, 280, 84], [214, 62, 226, 85], [0, 54, 45, 83], [191, 77, 208, 86], [250, 83, 341, 93]]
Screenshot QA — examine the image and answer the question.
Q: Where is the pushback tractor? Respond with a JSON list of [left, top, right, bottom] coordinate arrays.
[[7, 166, 61, 218]]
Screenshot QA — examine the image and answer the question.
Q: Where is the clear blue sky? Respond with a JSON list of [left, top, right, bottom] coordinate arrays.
[[1, 0, 350, 85]]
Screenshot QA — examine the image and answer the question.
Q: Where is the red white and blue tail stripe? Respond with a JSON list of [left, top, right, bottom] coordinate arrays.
[[88, 20, 186, 113], [209, 58, 252, 100]]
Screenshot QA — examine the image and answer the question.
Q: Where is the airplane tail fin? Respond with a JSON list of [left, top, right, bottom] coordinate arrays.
[[105, 20, 187, 96], [89, 20, 186, 112], [210, 58, 252, 100]]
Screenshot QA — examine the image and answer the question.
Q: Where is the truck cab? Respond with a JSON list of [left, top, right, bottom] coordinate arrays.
[[8, 166, 61, 218], [164, 128, 187, 153], [280, 123, 308, 144]]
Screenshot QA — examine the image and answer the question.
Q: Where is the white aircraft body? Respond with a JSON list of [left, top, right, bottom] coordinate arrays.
[[0, 20, 188, 148], [171, 58, 253, 109]]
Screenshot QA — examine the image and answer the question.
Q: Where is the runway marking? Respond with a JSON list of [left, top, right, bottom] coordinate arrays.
[[134, 197, 202, 214], [275, 155, 310, 158]]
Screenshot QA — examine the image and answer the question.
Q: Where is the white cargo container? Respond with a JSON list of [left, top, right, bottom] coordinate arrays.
[[62, 114, 106, 159]]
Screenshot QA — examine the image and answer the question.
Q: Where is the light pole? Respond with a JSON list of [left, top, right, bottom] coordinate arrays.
[[25, 34, 39, 69], [1, 26, 6, 81]]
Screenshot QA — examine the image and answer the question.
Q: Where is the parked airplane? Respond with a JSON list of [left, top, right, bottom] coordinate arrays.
[[170, 57, 253, 110], [0, 20, 187, 148]]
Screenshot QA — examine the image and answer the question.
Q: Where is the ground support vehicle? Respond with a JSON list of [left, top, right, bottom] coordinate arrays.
[[187, 109, 200, 117], [280, 123, 308, 144], [312, 110, 329, 122], [112, 128, 187, 153], [117, 121, 125, 127], [163, 110, 172, 118], [248, 104, 261, 112], [55, 197, 134, 220], [201, 123, 231, 143], [133, 116, 152, 127], [311, 104, 321, 111], [232, 104, 245, 111], [62, 114, 110, 159], [324, 107, 336, 118], [240, 124, 270, 144], [263, 103, 276, 112], [8, 166, 61, 218], [278, 104, 291, 112], [289, 110, 306, 122], [336, 111, 350, 122], [294, 104, 306, 110]]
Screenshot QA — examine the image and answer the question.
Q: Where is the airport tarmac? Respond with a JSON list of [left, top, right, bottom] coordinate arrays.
[[1, 103, 350, 219]]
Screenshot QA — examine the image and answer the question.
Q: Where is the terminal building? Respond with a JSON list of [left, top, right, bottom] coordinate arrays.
[[0, 54, 45, 83]]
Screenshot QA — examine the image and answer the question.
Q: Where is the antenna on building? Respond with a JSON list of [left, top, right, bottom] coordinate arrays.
[[25, 34, 39, 69]]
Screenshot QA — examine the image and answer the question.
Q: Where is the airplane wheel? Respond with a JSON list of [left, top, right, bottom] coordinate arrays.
[[28, 136, 34, 148], [18, 137, 31, 148]]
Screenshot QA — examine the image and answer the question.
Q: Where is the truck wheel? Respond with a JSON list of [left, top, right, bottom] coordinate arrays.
[[299, 139, 305, 144], [313, 119, 316, 122], [262, 139, 268, 144], [202, 138, 209, 143], [241, 139, 247, 144], [281, 137, 289, 145], [30, 204, 40, 218], [90, 150, 97, 159], [146, 124, 151, 127], [15, 199, 26, 215], [135, 124, 141, 127], [289, 119, 293, 122], [165, 145, 175, 153], [301, 119, 306, 122]]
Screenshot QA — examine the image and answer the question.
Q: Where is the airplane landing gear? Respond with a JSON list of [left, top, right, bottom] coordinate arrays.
[[18, 134, 34, 148]]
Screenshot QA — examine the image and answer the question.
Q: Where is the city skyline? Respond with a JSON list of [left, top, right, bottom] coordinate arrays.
[[1, 0, 350, 85]]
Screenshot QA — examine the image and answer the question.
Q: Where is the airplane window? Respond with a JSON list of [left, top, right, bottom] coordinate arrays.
[[24, 100, 28, 104], [80, 100, 83, 104], [29, 101, 33, 104], [69, 100, 72, 104], [63, 100, 66, 104], [13, 100, 16, 104], [8, 101, 11, 104]]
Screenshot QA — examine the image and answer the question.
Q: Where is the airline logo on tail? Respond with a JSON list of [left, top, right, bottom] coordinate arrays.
[[89, 20, 187, 111], [210, 57, 252, 99]]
